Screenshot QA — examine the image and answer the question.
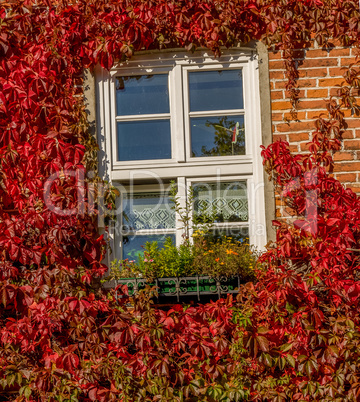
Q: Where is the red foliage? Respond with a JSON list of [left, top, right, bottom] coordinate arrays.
[[234, 60, 360, 400], [1, 0, 360, 400]]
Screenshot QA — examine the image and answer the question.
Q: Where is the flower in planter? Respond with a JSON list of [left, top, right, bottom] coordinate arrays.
[[106, 233, 259, 283]]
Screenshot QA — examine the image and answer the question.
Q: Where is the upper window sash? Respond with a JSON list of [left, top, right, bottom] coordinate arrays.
[[104, 51, 257, 170], [182, 62, 249, 162], [109, 66, 177, 166]]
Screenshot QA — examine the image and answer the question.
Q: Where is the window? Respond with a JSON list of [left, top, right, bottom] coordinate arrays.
[[96, 49, 266, 261]]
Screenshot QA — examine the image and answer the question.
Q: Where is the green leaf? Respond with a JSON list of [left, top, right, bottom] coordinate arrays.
[[257, 326, 269, 334], [286, 354, 296, 368], [24, 386, 32, 399], [279, 343, 292, 352], [256, 335, 269, 352], [305, 359, 318, 377]]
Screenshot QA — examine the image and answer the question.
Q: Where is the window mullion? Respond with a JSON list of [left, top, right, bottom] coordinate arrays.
[[170, 63, 185, 163]]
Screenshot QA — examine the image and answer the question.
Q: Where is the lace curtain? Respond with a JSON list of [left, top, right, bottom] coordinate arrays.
[[122, 192, 175, 231], [193, 182, 248, 222]]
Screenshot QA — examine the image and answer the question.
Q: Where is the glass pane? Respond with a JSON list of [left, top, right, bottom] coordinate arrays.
[[122, 192, 175, 231], [116, 74, 169, 116], [123, 234, 176, 262], [193, 181, 248, 223], [190, 115, 245, 157], [189, 70, 243, 112], [206, 227, 249, 243], [117, 120, 171, 161]]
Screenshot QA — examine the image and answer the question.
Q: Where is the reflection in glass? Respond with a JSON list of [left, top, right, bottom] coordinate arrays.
[[117, 120, 171, 161], [122, 192, 175, 231], [190, 115, 245, 157], [193, 181, 248, 223], [123, 234, 176, 262], [116, 74, 169, 116], [189, 70, 243, 112]]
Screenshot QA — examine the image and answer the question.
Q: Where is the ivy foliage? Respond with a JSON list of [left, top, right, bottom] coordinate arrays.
[[1, 0, 360, 401]]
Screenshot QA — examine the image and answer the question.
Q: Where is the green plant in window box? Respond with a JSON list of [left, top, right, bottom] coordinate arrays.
[[105, 235, 258, 283], [104, 181, 259, 287], [137, 237, 195, 280]]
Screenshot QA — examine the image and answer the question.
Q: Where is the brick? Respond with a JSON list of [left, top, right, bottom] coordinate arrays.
[[344, 140, 360, 150], [348, 186, 360, 193], [298, 99, 327, 109], [271, 100, 293, 111], [283, 111, 306, 120], [328, 67, 346, 77], [305, 49, 330, 58], [271, 90, 285, 100], [328, 48, 351, 57], [329, 87, 343, 97], [333, 161, 360, 172], [335, 173, 356, 182], [271, 112, 284, 121], [290, 89, 305, 98], [298, 68, 327, 78], [300, 142, 310, 151], [340, 57, 357, 66], [343, 109, 354, 118], [297, 78, 318, 88], [354, 129, 360, 138], [273, 133, 288, 141], [289, 145, 299, 152], [269, 60, 285, 70], [269, 51, 282, 60], [288, 132, 311, 142], [344, 119, 360, 128], [342, 130, 354, 139], [299, 58, 338, 68], [269, 71, 285, 80], [274, 80, 288, 89], [307, 110, 329, 119], [333, 152, 354, 161], [318, 77, 344, 87], [283, 89, 305, 99], [276, 121, 314, 133], [306, 88, 328, 98]]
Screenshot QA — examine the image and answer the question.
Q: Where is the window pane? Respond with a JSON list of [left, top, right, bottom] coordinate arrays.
[[206, 227, 249, 242], [116, 74, 169, 116], [189, 70, 243, 112], [123, 234, 176, 262], [117, 120, 171, 161], [190, 115, 245, 157], [193, 181, 248, 223], [122, 192, 175, 231]]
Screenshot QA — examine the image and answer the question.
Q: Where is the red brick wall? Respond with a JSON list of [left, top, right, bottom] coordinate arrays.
[[268, 45, 360, 198]]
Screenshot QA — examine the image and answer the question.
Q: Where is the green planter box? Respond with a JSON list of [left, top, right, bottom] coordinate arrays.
[[116, 275, 241, 302]]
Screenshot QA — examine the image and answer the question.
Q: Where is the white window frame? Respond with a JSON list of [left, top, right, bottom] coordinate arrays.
[[96, 49, 267, 260], [114, 183, 176, 261]]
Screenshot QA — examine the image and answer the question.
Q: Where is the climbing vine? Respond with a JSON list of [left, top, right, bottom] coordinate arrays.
[[1, 0, 360, 401]]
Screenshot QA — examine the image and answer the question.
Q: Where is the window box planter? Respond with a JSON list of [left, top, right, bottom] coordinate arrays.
[[115, 275, 241, 302]]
